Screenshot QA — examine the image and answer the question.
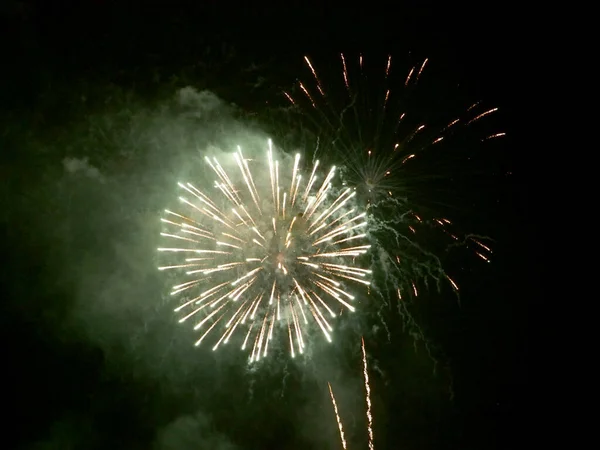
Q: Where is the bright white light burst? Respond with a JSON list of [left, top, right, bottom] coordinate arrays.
[[158, 140, 371, 362]]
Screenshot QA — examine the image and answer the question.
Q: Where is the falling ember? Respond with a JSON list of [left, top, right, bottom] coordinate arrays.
[[362, 337, 375, 450], [304, 56, 325, 96], [328, 382, 347, 450], [299, 82, 316, 108], [401, 154, 415, 164], [283, 91, 295, 105], [471, 238, 492, 253], [476, 252, 490, 262], [158, 140, 370, 361], [340, 53, 350, 91], [482, 132, 506, 141], [405, 66, 415, 86], [467, 107, 498, 125], [416, 57, 428, 81], [446, 275, 459, 291]]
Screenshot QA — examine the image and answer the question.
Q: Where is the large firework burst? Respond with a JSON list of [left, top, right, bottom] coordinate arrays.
[[158, 140, 371, 362]]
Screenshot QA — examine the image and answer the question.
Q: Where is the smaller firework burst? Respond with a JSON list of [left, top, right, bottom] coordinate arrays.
[[285, 54, 504, 206], [283, 54, 499, 305]]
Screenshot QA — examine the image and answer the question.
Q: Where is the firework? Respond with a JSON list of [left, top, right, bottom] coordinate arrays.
[[285, 54, 504, 205], [283, 54, 500, 303], [328, 382, 347, 450], [361, 337, 374, 450], [158, 140, 371, 361], [328, 338, 374, 449]]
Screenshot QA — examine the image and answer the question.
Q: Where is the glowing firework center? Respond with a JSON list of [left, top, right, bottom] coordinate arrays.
[[159, 140, 371, 362]]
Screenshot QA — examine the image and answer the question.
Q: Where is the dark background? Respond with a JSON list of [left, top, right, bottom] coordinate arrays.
[[1, 1, 530, 449]]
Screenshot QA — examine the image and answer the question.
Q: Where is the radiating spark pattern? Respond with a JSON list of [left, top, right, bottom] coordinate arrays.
[[158, 140, 371, 361], [284, 54, 505, 206], [281, 54, 498, 311]]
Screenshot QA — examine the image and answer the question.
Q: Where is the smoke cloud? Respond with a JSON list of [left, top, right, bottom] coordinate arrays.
[[12, 87, 374, 449], [154, 412, 238, 450]]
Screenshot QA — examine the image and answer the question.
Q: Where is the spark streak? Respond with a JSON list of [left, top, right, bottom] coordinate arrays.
[[362, 337, 374, 450], [328, 382, 347, 449], [328, 338, 377, 449]]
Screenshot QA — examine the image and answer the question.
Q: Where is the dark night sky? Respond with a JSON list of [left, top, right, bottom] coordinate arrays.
[[1, 2, 530, 449]]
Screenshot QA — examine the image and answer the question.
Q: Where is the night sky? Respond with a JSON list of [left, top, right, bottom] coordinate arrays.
[[1, 2, 529, 449]]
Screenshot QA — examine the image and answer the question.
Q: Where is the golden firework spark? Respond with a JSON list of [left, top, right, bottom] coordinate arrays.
[[328, 338, 376, 449], [158, 140, 371, 361], [362, 337, 374, 450], [328, 382, 348, 450]]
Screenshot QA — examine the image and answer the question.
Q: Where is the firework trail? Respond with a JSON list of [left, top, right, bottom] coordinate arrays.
[[282, 54, 501, 329], [158, 140, 371, 361], [328, 382, 348, 449], [361, 337, 374, 450], [328, 338, 375, 449]]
